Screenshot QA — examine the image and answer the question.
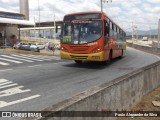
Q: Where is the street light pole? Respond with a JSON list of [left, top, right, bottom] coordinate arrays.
[[132, 21, 134, 42], [101, 0, 103, 12], [38, 0, 41, 40], [54, 14, 56, 41], [158, 19, 160, 48]]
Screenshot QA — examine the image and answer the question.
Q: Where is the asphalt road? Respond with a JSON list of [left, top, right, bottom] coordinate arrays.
[[0, 47, 160, 113]]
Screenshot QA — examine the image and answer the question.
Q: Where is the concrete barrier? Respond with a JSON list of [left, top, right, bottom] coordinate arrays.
[[25, 60, 159, 120], [127, 42, 160, 55]]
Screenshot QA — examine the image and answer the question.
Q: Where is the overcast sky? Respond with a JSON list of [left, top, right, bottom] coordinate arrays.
[[0, 0, 159, 31]]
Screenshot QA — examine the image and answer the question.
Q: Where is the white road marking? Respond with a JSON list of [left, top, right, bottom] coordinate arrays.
[[1, 55, 34, 62], [0, 81, 13, 86], [0, 69, 13, 72], [0, 78, 40, 108], [0, 58, 22, 63], [0, 61, 9, 65], [0, 83, 18, 89], [0, 79, 9, 83], [11, 54, 44, 61], [0, 86, 30, 97], [28, 65, 42, 68], [53, 62, 67, 64], [17, 54, 53, 61], [0, 94, 40, 108]]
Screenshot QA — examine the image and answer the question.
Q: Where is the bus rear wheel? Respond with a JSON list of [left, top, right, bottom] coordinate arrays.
[[75, 60, 82, 64]]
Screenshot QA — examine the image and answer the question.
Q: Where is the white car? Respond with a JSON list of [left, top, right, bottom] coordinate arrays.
[[36, 43, 45, 50], [29, 44, 40, 52]]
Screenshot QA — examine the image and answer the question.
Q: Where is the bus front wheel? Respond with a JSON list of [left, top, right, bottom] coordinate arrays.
[[75, 60, 82, 64]]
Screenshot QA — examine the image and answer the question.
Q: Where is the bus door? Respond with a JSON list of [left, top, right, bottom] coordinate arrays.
[[103, 20, 110, 61]]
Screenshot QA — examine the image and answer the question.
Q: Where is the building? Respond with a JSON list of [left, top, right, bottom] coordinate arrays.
[[0, 11, 34, 46], [20, 21, 63, 40]]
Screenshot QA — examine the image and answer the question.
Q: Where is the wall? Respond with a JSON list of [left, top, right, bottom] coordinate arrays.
[[5, 25, 18, 45], [127, 42, 160, 55], [26, 61, 160, 120]]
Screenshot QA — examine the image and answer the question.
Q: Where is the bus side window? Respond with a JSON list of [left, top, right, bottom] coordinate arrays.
[[104, 20, 109, 45], [114, 25, 117, 39], [119, 30, 122, 40], [110, 22, 113, 37], [117, 27, 119, 40], [104, 20, 109, 36], [124, 32, 126, 41]]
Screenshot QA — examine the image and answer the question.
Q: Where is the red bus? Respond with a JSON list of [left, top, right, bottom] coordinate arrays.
[[60, 11, 126, 63]]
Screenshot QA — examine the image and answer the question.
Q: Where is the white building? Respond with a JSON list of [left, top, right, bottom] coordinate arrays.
[[0, 11, 34, 46]]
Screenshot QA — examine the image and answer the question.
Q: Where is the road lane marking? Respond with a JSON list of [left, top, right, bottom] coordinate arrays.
[[18, 54, 53, 61], [0, 86, 30, 97], [0, 69, 13, 72], [0, 78, 41, 108], [53, 62, 67, 64], [11, 54, 44, 61], [0, 83, 18, 89], [0, 94, 40, 108], [1, 55, 34, 62], [0, 79, 9, 83], [0, 61, 9, 65], [28, 65, 42, 68], [0, 58, 22, 63], [0, 81, 13, 86]]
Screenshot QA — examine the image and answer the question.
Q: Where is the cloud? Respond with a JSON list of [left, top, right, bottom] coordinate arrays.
[[0, 0, 159, 31]]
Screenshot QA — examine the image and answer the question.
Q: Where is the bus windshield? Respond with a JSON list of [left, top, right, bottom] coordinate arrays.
[[62, 20, 102, 44]]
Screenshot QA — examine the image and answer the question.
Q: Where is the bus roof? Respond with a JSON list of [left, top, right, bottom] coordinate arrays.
[[64, 11, 125, 32]]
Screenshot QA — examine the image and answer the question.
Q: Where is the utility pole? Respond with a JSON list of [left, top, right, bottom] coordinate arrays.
[[53, 14, 56, 41], [101, 0, 103, 12], [158, 19, 160, 48], [100, 0, 112, 12], [132, 21, 134, 42], [149, 25, 151, 41], [34, 17, 36, 40], [38, 0, 41, 40]]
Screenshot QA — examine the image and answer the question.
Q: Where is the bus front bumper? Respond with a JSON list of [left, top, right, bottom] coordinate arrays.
[[60, 51, 103, 61]]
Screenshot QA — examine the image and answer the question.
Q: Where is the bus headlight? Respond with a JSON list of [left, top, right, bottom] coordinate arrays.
[[91, 47, 101, 53], [61, 47, 68, 52]]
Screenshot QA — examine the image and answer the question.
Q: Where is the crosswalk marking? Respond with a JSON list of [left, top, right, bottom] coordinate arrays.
[[0, 83, 18, 89], [11, 54, 44, 61], [1, 55, 34, 62], [0, 61, 9, 65], [0, 58, 22, 63], [0, 79, 9, 83], [0, 81, 13, 86], [15, 54, 53, 61], [0, 54, 61, 66]]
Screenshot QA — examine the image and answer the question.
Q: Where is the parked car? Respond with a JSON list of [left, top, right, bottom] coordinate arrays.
[[13, 43, 21, 49], [45, 42, 55, 50], [29, 43, 40, 52], [35, 43, 45, 50], [13, 42, 31, 50]]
